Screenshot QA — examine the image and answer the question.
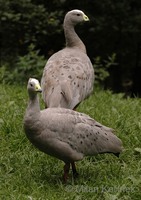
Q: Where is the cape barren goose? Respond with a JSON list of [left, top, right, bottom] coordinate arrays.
[[24, 78, 123, 182], [41, 9, 94, 109]]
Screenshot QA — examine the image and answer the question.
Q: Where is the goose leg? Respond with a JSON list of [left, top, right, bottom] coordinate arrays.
[[63, 163, 70, 182], [71, 162, 79, 178]]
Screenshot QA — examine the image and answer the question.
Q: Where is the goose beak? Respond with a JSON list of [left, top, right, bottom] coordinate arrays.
[[35, 84, 42, 93], [83, 14, 89, 21]]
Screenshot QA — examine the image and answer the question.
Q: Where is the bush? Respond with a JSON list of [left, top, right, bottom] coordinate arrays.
[[94, 53, 118, 87], [0, 44, 46, 84]]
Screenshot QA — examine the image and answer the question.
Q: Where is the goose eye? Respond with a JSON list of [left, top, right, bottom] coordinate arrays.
[[77, 13, 80, 16], [30, 83, 33, 87]]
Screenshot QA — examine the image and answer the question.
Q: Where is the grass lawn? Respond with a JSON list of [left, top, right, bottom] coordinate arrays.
[[0, 83, 141, 200]]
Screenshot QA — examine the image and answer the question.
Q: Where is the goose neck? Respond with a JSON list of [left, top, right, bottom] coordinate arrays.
[[63, 21, 86, 53], [28, 93, 40, 114]]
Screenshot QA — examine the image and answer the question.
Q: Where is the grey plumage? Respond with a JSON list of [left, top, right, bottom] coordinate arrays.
[[41, 10, 94, 109], [24, 78, 123, 181]]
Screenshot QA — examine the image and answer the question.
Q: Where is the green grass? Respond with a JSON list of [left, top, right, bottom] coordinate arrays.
[[0, 84, 141, 200]]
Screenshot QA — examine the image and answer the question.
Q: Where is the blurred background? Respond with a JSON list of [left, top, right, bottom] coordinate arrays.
[[0, 0, 141, 97]]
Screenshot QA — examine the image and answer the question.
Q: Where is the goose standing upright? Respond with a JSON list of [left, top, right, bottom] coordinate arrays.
[[24, 78, 123, 182], [41, 9, 94, 109]]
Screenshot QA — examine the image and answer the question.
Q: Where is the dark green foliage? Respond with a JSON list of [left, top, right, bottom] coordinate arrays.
[[12, 44, 46, 84], [94, 53, 118, 86], [0, 0, 63, 62], [0, 44, 46, 84], [1, 0, 141, 91]]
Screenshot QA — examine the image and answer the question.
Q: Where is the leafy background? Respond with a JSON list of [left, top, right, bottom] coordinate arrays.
[[0, 0, 141, 95]]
